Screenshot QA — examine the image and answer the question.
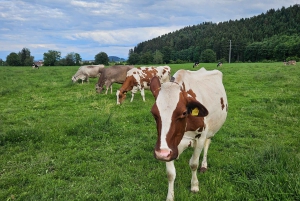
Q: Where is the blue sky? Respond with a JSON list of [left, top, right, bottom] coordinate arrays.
[[0, 0, 298, 61]]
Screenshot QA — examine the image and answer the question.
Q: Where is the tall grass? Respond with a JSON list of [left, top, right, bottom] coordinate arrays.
[[0, 63, 299, 201]]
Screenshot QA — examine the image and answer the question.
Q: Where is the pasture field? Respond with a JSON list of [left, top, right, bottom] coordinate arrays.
[[0, 63, 299, 201]]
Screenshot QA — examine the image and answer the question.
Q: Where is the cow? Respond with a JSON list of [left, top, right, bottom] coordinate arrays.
[[72, 65, 105, 84], [149, 67, 228, 201], [95, 65, 134, 94], [284, 60, 296, 65], [32, 63, 39, 69], [116, 66, 171, 105], [193, 62, 199, 68], [217, 62, 223, 67]]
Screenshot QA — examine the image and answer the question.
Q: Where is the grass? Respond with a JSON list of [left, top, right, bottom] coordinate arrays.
[[0, 63, 299, 201]]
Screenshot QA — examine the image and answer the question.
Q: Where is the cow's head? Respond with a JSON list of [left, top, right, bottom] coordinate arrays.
[[116, 90, 127, 104], [95, 84, 103, 93], [72, 76, 77, 83], [150, 76, 208, 161]]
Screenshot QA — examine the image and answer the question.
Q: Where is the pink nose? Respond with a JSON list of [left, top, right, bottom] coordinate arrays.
[[155, 149, 171, 160]]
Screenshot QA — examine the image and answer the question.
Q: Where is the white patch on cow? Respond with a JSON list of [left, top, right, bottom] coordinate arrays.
[[156, 82, 181, 150]]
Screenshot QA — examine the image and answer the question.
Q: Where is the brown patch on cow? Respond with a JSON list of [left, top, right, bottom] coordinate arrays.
[[139, 68, 158, 84], [182, 82, 186, 91], [187, 89, 197, 99], [220, 97, 225, 110], [186, 115, 205, 132], [197, 125, 205, 132]]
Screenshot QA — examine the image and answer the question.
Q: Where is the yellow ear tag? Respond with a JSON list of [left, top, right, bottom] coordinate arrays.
[[191, 108, 199, 116]]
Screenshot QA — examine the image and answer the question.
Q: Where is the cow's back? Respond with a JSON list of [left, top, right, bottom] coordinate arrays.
[[85, 65, 105, 77], [174, 68, 228, 137], [99, 65, 134, 84]]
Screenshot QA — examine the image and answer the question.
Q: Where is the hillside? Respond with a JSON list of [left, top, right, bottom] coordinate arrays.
[[128, 4, 300, 64], [109, 56, 125, 62]]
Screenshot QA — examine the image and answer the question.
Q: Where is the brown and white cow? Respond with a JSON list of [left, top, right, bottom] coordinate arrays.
[[284, 60, 296, 65], [72, 64, 105, 84], [149, 68, 228, 201], [116, 66, 171, 104], [95, 65, 134, 94]]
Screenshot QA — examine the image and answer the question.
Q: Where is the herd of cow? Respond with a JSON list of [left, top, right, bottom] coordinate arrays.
[[70, 64, 228, 201]]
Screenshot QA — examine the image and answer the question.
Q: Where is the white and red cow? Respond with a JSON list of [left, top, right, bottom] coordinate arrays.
[[95, 65, 134, 94], [116, 66, 171, 104], [284, 60, 296, 65], [72, 64, 105, 84], [149, 68, 228, 201]]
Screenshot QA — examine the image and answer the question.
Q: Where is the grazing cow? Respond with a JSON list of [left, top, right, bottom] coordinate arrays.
[[284, 60, 296, 65], [149, 68, 228, 201], [193, 62, 199, 68], [72, 65, 105, 84], [217, 62, 223, 67], [95, 65, 134, 94], [32, 63, 39, 69], [116, 66, 171, 104]]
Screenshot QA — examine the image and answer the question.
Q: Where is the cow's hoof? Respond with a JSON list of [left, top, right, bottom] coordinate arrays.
[[191, 186, 199, 193], [199, 167, 207, 173]]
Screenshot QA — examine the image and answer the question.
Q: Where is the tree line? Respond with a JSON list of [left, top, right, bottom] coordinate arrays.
[[127, 4, 300, 64], [2, 49, 110, 67]]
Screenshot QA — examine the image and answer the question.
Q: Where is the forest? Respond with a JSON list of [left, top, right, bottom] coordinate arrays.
[[128, 4, 300, 64]]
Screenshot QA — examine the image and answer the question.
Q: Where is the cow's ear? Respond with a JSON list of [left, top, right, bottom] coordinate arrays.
[[187, 99, 208, 117], [150, 76, 161, 99]]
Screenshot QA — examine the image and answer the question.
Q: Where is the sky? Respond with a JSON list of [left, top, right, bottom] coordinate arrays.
[[0, 0, 298, 61]]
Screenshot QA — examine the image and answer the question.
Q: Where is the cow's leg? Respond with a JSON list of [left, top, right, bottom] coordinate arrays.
[[130, 92, 135, 102], [130, 87, 138, 102], [104, 84, 109, 95], [177, 136, 194, 158], [141, 88, 145, 102], [105, 81, 112, 95], [200, 138, 211, 172], [189, 136, 206, 192], [166, 161, 176, 201]]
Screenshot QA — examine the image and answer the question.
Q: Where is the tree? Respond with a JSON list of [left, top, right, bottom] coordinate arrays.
[[43, 50, 61, 66], [74, 53, 82, 65], [95, 52, 109, 65], [153, 50, 163, 64], [140, 51, 153, 64], [18, 48, 33, 66], [127, 52, 140, 65], [161, 46, 172, 64], [200, 49, 216, 63], [6, 52, 21, 66]]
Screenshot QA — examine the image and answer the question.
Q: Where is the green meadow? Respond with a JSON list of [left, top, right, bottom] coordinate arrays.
[[0, 63, 299, 201]]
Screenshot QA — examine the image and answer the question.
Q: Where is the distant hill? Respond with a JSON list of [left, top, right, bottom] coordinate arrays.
[[131, 4, 300, 63], [109, 56, 126, 62]]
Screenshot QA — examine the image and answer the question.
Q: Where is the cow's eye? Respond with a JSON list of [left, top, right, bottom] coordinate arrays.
[[179, 111, 187, 118]]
